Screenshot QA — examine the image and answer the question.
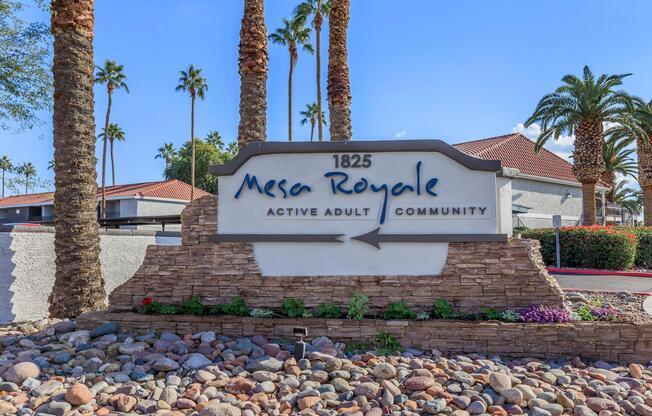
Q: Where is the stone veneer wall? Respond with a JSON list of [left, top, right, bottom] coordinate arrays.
[[108, 196, 565, 312], [77, 311, 652, 363]]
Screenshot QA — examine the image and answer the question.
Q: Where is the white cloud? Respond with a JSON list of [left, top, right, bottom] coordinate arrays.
[[512, 122, 574, 161], [394, 130, 407, 139]]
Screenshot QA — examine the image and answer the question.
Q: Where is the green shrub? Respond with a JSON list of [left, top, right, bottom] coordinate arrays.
[[416, 311, 430, 321], [180, 295, 205, 314], [383, 301, 416, 320], [221, 296, 249, 316], [501, 309, 520, 322], [347, 292, 369, 320], [315, 303, 343, 318], [208, 304, 223, 315], [617, 227, 652, 268], [141, 301, 180, 315], [281, 298, 305, 317], [513, 225, 529, 235], [432, 299, 456, 319], [373, 332, 403, 355], [481, 307, 502, 320], [522, 226, 636, 270]]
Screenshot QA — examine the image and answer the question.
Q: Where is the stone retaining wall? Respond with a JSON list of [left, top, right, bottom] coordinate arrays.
[[77, 311, 652, 363], [108, 196, 565, 313]]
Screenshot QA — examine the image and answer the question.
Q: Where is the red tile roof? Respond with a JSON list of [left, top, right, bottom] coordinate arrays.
[[454, 133, 608, 187], [0, 180, 211, 207]]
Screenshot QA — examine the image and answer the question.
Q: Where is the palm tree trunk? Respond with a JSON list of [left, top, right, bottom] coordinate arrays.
[[310, 121, 315, 142], [24, 175, 28, 195], [1, 169, 4, 198], [581, 182, 597, 226], [637, 135, 652, 225], [49, 0, 106, 318], [110, 139, 115, 186], [288, 51, 294, 142], [600, 171, 616, 202], [237, 0, 268, 148], [328, 0, 352, 141], [101, 90, 111, 219], [191, 94, 195, 201], [315, 18, 323, 142]]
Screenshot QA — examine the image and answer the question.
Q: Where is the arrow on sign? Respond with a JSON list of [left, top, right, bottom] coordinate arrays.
[[212, 233, 344, 243], [351, 227, 508, 249]]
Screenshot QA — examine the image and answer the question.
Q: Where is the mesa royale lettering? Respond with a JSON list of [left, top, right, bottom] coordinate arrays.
[[234, 161, 444, 224]]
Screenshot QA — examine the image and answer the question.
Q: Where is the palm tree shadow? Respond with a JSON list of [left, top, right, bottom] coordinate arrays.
[[0, 228, 17, 323]]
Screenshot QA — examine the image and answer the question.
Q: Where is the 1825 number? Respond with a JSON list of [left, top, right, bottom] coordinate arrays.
[[332, 153, 372, 168]]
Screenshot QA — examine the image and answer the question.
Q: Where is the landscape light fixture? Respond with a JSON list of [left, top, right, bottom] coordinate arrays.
[[292, 326, 308, 360]]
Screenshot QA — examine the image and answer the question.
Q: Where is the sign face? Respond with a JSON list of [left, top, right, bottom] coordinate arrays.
[[552, 214, 562, 228], [210, 141, 505, 276]]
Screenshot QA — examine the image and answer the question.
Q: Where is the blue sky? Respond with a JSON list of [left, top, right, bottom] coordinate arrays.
[[2, 0, 652, 193]]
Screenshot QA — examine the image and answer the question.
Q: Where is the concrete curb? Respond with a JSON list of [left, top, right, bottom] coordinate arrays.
[[548, 267, 652, 278]]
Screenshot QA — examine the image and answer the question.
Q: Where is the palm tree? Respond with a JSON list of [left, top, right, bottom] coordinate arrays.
[[295, 0, 330, 142], [270, 17, 313, 142], [611, 180, 642, 224], [602, 135, 637, 201], [524, 66, 640, 225], [95, 60, 128, 218], [156, 143, 176, 171], [206, 131, 224, 149], [15, 162, 36, 195], [227, 141, 239, 156], [50, 0, 106, 319], [176, 64, 208, 201], [238, 0, 268, 148], [0, 156, 12, 198], [327, 0, 351, 141], [606, 98, 652, 225], [99, 123, 125, 186], [300, 102, 326, 142], [48, 160, 55, 170]]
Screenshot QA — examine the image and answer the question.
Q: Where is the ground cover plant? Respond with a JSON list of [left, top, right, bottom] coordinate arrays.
[[138, 295, 621, 323]]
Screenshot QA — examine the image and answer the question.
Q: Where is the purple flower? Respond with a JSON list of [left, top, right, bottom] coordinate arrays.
[[590, 305, 618, 320], [519, 305, 572, 323]]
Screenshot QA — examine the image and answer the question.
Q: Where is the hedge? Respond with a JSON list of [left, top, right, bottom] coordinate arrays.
[[617, 227, 652, 268], [522, 226, 637, 270]]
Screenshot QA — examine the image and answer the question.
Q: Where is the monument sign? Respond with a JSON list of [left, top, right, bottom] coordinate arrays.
[[210, 140, 507, 276]]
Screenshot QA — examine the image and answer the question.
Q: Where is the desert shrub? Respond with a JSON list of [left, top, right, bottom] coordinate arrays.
[[347, 292, 369, 320], [281, 298, 305, 317], [220, 296, 249, 316], [522, 226, 636, 270], [416, 311, 431, 321], [180, 295, 205, 314], [249, 308, 274, 318], [315, 303, 343, 318], [383, 301, 416, 320], [373, 332, 403, 355], [431, 299, 456, 319], [500, 309, 520, 322], [481, 307, 502, 320], [513, 225, 529, 235]]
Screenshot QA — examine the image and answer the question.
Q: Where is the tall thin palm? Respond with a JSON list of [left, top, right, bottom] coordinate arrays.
[[155, 143, 176, 171], [525, 66, 640, 225], [270, 17, 313, 142], [327, 0, 352, 140], [606, 98, 652, 224], [99, 123, 125, 186], [300, 102, 326, 142], [95, 60, 128, 218], [611, 180, 642, 222], [16, 162, 36, 195], [0, 156, 12, 198], [602, 135, 637, 201], [295, 0, 330, 142], [238, 0, 268, 148], [176, 64, 208, 201], [206, 131, 224, 150]]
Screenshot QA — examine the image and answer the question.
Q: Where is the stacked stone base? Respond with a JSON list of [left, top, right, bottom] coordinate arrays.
[[78, 311, 652, 363]]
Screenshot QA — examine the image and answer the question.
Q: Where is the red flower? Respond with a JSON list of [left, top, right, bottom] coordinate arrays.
[[142, 297, 153, 306]]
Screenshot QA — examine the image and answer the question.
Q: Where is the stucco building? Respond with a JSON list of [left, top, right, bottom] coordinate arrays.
[[0, 179, 210, 229], [454, 133, 612, 229]]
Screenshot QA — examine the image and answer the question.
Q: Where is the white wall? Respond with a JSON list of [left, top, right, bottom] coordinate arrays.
[[511, 178, 583, 228], [0, 227, 180, 323]]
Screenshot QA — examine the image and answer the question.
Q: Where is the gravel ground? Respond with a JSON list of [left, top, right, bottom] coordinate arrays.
[[0, 318, 652, 415]]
